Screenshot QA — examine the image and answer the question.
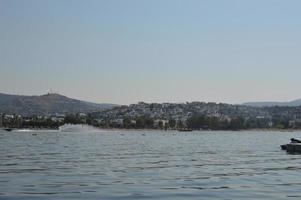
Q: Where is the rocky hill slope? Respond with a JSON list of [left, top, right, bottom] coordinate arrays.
[[0, 93, 116, 116]]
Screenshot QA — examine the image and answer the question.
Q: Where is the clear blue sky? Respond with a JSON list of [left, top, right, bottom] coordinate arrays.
[[1, 0, 301, 104]]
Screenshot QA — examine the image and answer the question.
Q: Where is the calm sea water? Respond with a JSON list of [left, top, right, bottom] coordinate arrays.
[[0, 130, 301, 200]]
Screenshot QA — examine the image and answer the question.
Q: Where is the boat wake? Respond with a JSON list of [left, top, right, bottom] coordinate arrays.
[[59, 124, 100, 132]]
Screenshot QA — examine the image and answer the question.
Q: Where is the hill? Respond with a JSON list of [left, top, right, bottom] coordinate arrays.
[[89, 101, 301, 130], [0, 93, 116, 116], [243, 99, 301, 107]]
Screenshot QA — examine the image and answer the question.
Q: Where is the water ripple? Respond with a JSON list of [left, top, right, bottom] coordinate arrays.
[[1, 130, 301, 199]]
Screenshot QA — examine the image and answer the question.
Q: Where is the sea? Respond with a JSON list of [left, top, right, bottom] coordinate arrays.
[[0, 130, 301, 200]]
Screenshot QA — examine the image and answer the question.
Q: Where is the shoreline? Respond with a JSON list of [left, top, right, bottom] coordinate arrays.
[[88, 127, 301, 132], [1, 126, 301, 133]]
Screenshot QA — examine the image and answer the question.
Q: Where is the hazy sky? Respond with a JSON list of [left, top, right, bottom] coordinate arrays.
[[1, 0, 301, 104]]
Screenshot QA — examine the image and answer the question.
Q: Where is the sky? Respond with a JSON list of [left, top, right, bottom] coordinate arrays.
[[1, 0, 301, 105]]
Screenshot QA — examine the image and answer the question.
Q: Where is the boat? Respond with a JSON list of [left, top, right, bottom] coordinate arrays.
[[281, 138, 301, 153], [4, 128, 14, 132]]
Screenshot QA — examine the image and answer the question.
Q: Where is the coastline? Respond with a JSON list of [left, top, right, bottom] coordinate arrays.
[[1, 126, 301, 133]]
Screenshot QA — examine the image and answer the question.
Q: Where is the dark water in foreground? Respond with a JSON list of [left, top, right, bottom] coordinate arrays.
[[0, 130, 301, 200]]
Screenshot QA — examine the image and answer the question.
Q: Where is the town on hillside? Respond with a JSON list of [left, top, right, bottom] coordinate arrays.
[[1, 102, 301, 130]]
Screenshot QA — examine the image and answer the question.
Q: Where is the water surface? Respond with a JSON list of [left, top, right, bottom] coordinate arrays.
[[0, 130, 301, 199]]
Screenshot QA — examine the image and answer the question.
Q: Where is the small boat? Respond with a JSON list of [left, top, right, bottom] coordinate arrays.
[[4, 128, 14, 132], [281, 138, 301, 153]]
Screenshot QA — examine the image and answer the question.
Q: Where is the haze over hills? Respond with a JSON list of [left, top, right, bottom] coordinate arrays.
[[243, 99, 301, 107], [0, 92, 116, 116]]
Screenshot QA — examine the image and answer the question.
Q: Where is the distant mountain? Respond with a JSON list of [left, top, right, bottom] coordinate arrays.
[[243, 99, 301, 107], [0, 93, 117, 116]]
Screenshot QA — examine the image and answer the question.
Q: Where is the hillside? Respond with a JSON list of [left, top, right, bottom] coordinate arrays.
[[89, 102, 301, 130], [0, 93, 116, 116], [243, 99, 301, 107]]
